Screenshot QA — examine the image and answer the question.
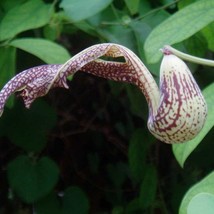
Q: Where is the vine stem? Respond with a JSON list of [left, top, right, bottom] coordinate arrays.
[[135, 0, 180, 21], [163, 45, 214, 67]]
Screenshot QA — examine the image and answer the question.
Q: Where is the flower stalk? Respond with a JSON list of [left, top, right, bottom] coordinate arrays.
[[163, 45, 214, 67]]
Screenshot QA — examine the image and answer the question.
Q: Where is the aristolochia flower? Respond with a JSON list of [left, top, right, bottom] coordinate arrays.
[[0, 43, 207, 144]]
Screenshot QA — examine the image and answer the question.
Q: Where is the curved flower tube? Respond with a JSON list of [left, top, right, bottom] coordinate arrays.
[[0, 43, 207, 144]]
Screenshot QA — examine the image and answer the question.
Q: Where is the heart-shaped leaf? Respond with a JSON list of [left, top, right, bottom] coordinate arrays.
[[0, 100, 57, 152], [34, 193, 61, 214], [35, 186, 89, 214], [62, 186, 89, 214], [8, 155, 59, 203]]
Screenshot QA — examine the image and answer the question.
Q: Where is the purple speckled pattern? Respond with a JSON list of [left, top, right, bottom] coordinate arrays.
[[0, 64, 64, 115], [148, 54, 207, 143], [0, 43, 207, 143]]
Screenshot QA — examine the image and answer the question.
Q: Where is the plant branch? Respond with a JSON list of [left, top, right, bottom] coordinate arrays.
[[135, 0, 181, 21]]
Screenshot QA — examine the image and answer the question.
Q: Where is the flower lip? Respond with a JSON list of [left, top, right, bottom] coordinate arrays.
[[0, 64, 63, 116]]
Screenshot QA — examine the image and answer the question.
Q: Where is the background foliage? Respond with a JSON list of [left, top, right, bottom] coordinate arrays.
[[0, 0, 213, 213]]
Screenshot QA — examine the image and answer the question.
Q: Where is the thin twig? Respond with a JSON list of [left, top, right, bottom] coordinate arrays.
[[135, 0, 180, 21]]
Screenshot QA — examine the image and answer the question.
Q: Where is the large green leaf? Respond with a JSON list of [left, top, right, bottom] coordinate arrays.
[[126, 85, 148, 120], [128, 129, 151, 183], [35, 187, 89, 214], [144, 0, 214, 63], [0, 46, 16, 88], [0, 0, 52, 41], [0, 0, 26, 12], [130, 11, 170, 76], [202, 22, 214, 52], [8, 155, 59, 203], [183, 32, 207, 58], [86, 6, 137, 51], [0, 46, 16, 108], [98, 25, 137, 51], [139, 166, 157, 209], [34, 193, 61, 214], [173, 83, 214, 167], [179, 172, 214, 214], [107, 162, 128, 192], [10, 38, 71, 64], [187, 193, 214, 214], [124, 0, 139, 15], [0, 100, 57, 152], [62, 186, 89, 214], [60, 0, 112, 22]]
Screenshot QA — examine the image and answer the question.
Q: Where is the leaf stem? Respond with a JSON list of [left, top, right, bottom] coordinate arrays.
[[163, 45, 214, 67], [135, 0, 181, 21], [102, 0, 181, 26]]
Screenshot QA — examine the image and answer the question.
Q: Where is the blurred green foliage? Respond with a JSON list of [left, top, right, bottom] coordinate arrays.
[[0, 0, 213, 213]]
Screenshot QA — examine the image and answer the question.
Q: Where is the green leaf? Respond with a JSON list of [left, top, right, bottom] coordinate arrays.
[[126, 85, 148, 120], [98, 25, 137, 52], [60, 0, 112, 22], [0, 46, 16, 108], [201, 22, 214, 52], [131, 20, 160, 76], [8, 155, 59, 203], [0, 0, 26, 12], [128, 129, 150, 183], [179, 171, 214, 214], [126, 198, 141, 213], [86, 6, 137, 51], [10, 38, 71, 64], [0, 100, 57, 152], [112, 206, 124, 214], [0, 0, 52, 41], [34, 193, 61, 214], [43, 24, 61, 41], [130, 11, 170, 76], [107, 162, 127, 188], [138, 0, 151, 15], [62, 186, 89, 214], [187, 193, 214, 214], [139, 166, 157, 209], [178, 0, 198, 9], [173, 83, 214, 167], [86, 6, 116, 28], [131, 20, 151, 53], [144, 0, 214, 63], [183, 32, 207, 58], [73, 20, 98, 37], [124, 0, 139, 15]]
